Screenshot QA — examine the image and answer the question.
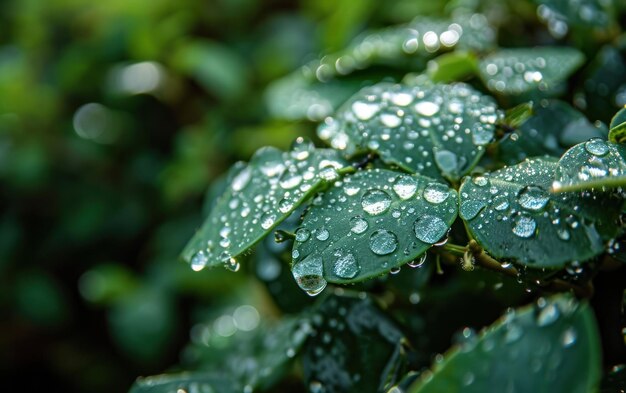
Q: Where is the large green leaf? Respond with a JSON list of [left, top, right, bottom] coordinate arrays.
[[497, 100, 607, 164], [291, 168, 457, 293], [479, 47, 584, 95], [303, 292, 409, 393], [317, 82, 502, 181], [181, 140, 348, 270], [409, 295, 602, 393], [129, 373, 241, 393], [459, 146, 624, 268]]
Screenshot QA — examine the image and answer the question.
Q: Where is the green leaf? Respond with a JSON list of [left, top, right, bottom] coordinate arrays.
[[181, 139, 348, 270], [609, 106, 626, 143], [459, 149, 623, 268], [479, 47, 585, 95], [129, 373, 241, 393], [409, 295, 602, 393], [551, 139, 626, 197], [304, 292, 409, 393], [317, 82, 502, 181], [427, 51, 479, 83], [497, 100, 607, 164], [291, 168, 457, 292], [500, 101, 534, 130]]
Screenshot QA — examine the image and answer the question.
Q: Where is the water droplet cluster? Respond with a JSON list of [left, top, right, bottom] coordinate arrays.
[[292, 168, 457, 292], [184, 140, 347, 271], [318, 82, 502, 180]]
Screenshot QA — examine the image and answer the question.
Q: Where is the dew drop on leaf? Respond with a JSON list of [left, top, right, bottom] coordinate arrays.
[[423, 182, 451, 204], [350, 216, 369, 234], [232, 167, 252, 191], [296, 228, 311, 242], [414, 101, 440, 116], [459, 200, 487, 220], [392, 175, 418, 199], [512, 214, 537, 238], [261, 212, 277, 230], [316, 227, 330, 241], [537, 303, 560, 326], [361, 189, 392, 215], [369, 229, 398, 255], [584, 138, 609, 157], [414, 215, 448, 244], [517, 186, 549, 211], [292, 255, 327, 296], [333, 252, 360, 279]]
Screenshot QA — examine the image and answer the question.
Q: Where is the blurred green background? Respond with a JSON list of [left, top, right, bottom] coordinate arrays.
[[1, 0, 625, 391]]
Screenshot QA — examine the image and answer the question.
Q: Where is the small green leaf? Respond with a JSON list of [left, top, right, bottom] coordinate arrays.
[[459, 151, 623, 268], [427, 51, 478, 83], [304, 293, 409, 393], [500, 101, 534, 130], [292, 168, 457, 292], [181, 140, 348, 270], [609, 106, 626, 143], [479, 47, 584, 95], [317, 82, 502, 181], [129, 373, 241, 393], [409, 295, 602, 393], [497, 100, 607, 164]]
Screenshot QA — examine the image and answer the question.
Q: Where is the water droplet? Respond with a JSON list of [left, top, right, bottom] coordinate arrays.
[[423, 182, 450, 204], [316, 227, 330, 241], [460, 200, 487, 220], [380, 113, 402, 128], [557, 228, 570, 241], [408, 253, 427, 268], [537, 303, 560, 326], [561, 327, 577, 347], [472, 176, 488, 187], [296, 228, 311, 242], [260, 212, 277, 230], [352, 101, 380, 120], [414, 101, 440, 116], [584, 138, 609, 157], [369, 230, 398, 255], [224, 257, 240, 272], [292, 255, 327, 296], [512, 214, 536, 238], [504, 324, 523, 343], [361, 189, 392, 215], [414, 215, 448, 244], [493, 195, 509, 211], [232, 167, 252, 191], [434, 149, 458, 175], [333, 252, 360, 279], [191, 250, 208, 271], [392, 176, 418, 199], [290, 136, 315, 160], [279, 170, 303, 189], [344, 184, 361, 196], [517, 186, 549, 211], [391, 92, 413, 106], [278, 198, 294, 213], [350, 216, 369, 234]]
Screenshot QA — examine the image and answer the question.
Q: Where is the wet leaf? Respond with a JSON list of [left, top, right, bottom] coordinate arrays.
[[409, 295, 601, 393], [292, 168, 457, 292], [129, 373, 241, 393], [497, 100, 607, 164], [181, 140, 348, 270], [479, 47, 584, 95], [317, 82, 502, 181], [460, 146, 624, 268], [303, 292, 409, 393], [609, 106, 626, 143]]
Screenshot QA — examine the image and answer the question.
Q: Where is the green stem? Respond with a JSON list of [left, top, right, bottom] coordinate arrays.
[[441, 243, 467, 257], [468, 240, 519, 278], [551, 176, 626, 193], [337, 166, 357, 176]]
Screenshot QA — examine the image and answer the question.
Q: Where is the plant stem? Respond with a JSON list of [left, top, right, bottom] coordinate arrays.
[[551, 176, 626, 193], [467, 240, 519, 277]]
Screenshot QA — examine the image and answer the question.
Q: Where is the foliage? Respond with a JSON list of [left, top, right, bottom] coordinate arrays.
[[2, 0, 626, 392]]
